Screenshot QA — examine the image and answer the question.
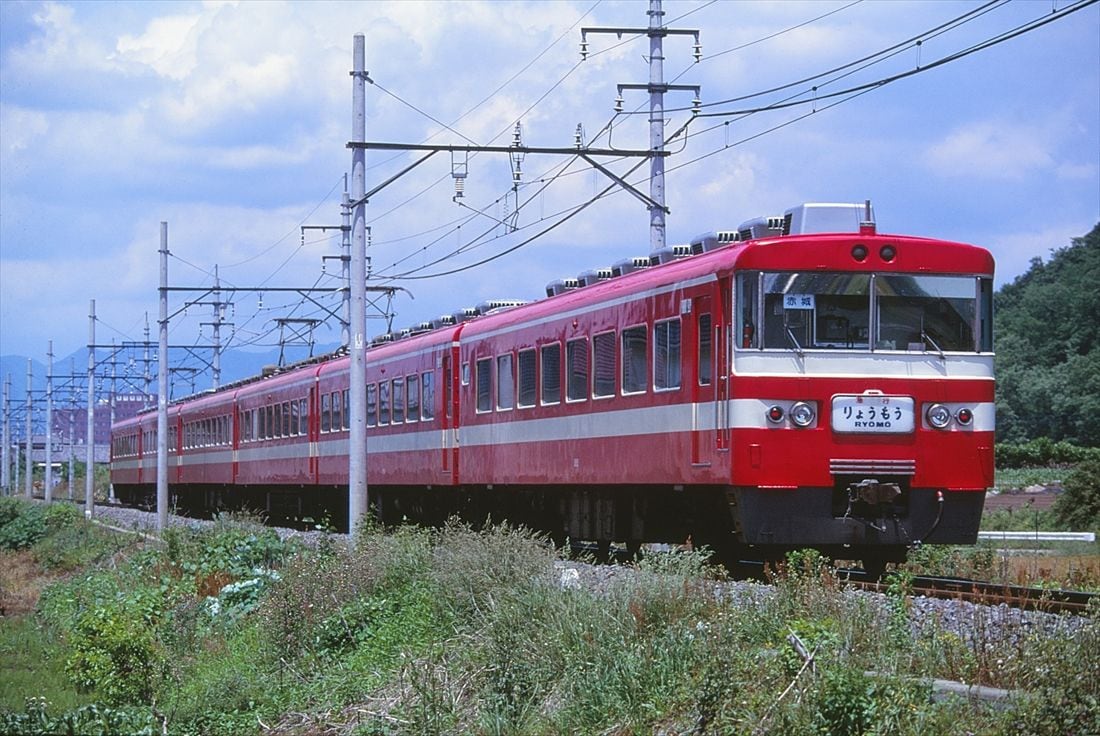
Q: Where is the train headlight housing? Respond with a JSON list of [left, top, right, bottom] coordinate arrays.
[[790, 401, 815, 427], [766, 405, 785, 423], [926, 403, 951, 429], [956, 407, 973, 426]]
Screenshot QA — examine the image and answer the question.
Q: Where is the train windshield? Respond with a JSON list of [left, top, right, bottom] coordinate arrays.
[[737, 272, 993, 353]]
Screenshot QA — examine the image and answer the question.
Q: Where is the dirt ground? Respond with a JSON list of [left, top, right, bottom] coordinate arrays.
[[0, 550, 57, 617]]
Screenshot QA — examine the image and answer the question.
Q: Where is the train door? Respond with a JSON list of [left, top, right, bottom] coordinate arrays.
[[308, 382, 320, 483], [441, 350, 458, 482], [690, 285, 730, 466]]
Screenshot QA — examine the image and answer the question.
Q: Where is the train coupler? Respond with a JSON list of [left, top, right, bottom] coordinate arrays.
[[848, 478, 901, 506]]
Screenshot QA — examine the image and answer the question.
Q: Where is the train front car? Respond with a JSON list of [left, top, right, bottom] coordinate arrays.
[[726, 203, 994, 574]]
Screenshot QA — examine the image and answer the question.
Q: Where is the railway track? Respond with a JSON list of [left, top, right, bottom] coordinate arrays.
[[846, 571, 1097, 615]]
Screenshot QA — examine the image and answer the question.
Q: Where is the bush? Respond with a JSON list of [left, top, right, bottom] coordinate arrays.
[[0, 500, 47, 550], [996, 438, 1100, 469], [1053, 457, 1100, 531]]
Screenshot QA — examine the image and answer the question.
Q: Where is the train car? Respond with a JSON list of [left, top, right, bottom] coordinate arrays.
[[111, 201, 994, 571]]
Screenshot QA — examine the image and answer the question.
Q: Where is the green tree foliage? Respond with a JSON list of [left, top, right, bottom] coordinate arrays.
[[1053, 457, 1100, 531], [995, 224, 1100, 445]]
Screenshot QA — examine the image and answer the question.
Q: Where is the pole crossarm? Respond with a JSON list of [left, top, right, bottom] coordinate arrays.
[[578, 153, 668, 213], [347, 141, 665, 157]]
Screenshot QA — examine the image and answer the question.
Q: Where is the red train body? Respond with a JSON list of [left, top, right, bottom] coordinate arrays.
[[112, 203, 995, 568]]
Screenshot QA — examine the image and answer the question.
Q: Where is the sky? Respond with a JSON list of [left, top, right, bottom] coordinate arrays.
[[1, 0, 1098, 380]]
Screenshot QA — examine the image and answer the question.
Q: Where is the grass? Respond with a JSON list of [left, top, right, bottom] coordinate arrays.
[[2, 501, 1098, 735], [994, 466, 1067, 491]]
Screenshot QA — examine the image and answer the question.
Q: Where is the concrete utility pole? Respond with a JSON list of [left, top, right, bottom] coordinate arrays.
[[85, 300, 96, 515], [45, 341, 53, 502], [582, 0, 700, 253], [348, 32, 369, 541], [108, 339, 117, 503], [157, 223, 169, 532], [68, 360, 75, 500], [1, 374, 9, 496], [143, 313, 153, 401], [25, 359, 32, 498]]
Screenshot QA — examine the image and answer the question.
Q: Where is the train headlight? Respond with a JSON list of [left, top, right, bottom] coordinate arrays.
[[926, 403, 951, 429], [790, 401, 815, 427], [956, 407, 973, 426], [766, 405, 785, 423]]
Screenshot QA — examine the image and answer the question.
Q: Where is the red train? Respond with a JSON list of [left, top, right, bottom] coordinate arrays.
[[112, 202, 995, 571]]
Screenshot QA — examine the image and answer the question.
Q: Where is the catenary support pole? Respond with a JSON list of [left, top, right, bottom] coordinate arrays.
[[45, 341, 53, 502], [109, 339, 117, 503], [212, 265, 222, 389], [25, 359, 32, 498], [85, 300, 95, 516], [1, 374, 9, 495], [68, 362, 75, 501], [157, 223, 169, 532], [647, 0, 666, 254], [348, 33, 369, 541]]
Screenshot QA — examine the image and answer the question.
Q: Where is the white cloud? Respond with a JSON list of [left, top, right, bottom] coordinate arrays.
[[114, 12, 203, 80], [924, 121, 1053, 180]]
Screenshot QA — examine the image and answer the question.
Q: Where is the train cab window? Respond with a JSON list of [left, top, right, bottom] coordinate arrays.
[[379, 381, 391, 425], [517, 349, 536, 408], [655, 318, 682, 390], [541, 343, 561, 405], [476, 358, 492, 413], [392, 378, 405, 424], [566, 338, 588, 402], [321, 393, 331, 433], [742, 271, 871, 351], [622, 325, 648, 394], [593, 331, 616, 398], [366, 384, 377, 427], [876, 274, 983, 352], [497, 354, 515, 411], [343, 389, 350, 430], [407, 374, 420, 422], [421, 371, 434, 420], [697, 313, 712, 386]]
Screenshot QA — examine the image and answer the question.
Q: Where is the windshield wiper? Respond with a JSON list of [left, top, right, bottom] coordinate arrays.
[[785, 327, 805, 357], [920, 330, 945, 360]]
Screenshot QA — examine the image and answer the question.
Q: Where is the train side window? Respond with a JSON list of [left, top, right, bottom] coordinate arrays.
[[622, 325, 648, 394], [379, 381, 391, 425], [343, 389, 350, 430], [655, 318, 682, 390], [540, 342, 561, 405], [392, 378, 405, 424], [289, 400, 299, 437], [697, 313, 712, 385], [593, 330, 616, 398], [331, 392, 342, 432], [272, 405, 282, 438], [321, 393, 331, 433], [367, 383, 377, 427], [566, 338, 588, 402], [497, 353, 515, 411], [282, 401, 292, 437], [298, 400, 308, 435], [476, 357, 492, 413], [736, 272, 760, 349], [517, 349, 536, 408], [407, 374, 420, 422], [421, 371, 434, 420], [461, 362, 470, 386]]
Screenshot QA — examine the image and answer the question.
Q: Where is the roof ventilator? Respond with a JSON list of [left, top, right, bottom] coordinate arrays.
[[783, 202, 874, 235], [690, 230, 740, 254], [649, 243, 693, 266], [546, 277, 581, 297], [611, 256, 652, 277]]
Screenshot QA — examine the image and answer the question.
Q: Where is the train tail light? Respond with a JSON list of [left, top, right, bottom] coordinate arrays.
[[766, 405, 785, 423], [955, 407, 973, 426]]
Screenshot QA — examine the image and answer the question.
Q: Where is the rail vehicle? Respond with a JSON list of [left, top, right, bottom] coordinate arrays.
[[111, 202, 995, 572]]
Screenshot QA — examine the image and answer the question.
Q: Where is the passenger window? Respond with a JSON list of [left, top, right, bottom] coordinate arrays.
[[593, 331, 616, 398], [392, 378, 405, 424], [540, 343, 561, 405], [367, 384, 377, 427], [407, 374, 420, 422], [476, 357, 492, 412], [320, 393, 331, 433], [421, 371, 434, 420], [622, 325, 647, 394], [566, 338, 588, 402], [379, 381, 391, 425], [517, 349, 536, 408], [497, 354, 515, 410], [655, 318, 682, 390]]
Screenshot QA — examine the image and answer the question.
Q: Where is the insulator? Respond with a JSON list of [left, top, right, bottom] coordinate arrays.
[[580, 40, 588, 60], [513, 164, 522, 184], [574, 123, 584, 148], [693, 40, 702, 63], [454, 176, 465, 198], [512, 122, 522, 147], [614, 93, 624, 113], [692, 96, 701, 116]]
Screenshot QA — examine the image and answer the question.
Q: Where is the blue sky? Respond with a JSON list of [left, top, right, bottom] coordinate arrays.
[[1, 0, 1097, 370]]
